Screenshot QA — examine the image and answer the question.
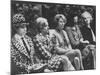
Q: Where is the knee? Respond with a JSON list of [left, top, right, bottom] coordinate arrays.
[[82, 48, 89, 57], [60, 55, 70, 63], [74, 49, 81, 55], [74, 57, 80, 62]]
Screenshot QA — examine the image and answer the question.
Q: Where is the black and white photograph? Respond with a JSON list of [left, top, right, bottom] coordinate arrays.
[[11, 0, 96, 75]]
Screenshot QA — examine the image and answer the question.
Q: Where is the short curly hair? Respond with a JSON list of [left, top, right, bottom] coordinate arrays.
[[54, 14, 67, 27], [35, 17, 48, 32], [81, 11, 93, 21]]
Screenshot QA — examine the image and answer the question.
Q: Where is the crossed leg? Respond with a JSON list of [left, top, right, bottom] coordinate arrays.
[[65, 49, 84, 70]]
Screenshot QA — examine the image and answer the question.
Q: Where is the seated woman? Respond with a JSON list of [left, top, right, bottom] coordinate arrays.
[[49, 14, 84, 70], [80, 11, 95, 69], [65, 16, 90, 56], [65, 15, 95, 69], [33, 17, 75, 72], [11, 14, 50, 75]]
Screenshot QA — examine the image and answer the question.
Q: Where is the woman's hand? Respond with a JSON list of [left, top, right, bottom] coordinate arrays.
[[80, 38, 89, 44], [32, 63, 47, 70], [28, 63, 47, 73]]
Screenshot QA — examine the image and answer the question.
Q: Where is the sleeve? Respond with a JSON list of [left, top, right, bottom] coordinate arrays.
[[63, 30, 72, 49], [11, 43, 29, 72], [27, 36, 35, 64], [33, 37, 51, 59], [30, 48, 35, 65], [76, 25, 83, 39], [66, 27, 79, 46], [51, 34, 70, 54]]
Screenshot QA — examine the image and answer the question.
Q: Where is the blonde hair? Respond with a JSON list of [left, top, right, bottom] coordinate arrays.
[[81, 11, 93, 20], [35, 17, 48, 32], [54, 14, 67, 25]]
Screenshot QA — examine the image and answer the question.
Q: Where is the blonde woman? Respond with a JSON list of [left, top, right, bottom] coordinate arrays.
[[49, 14, 84, 70]]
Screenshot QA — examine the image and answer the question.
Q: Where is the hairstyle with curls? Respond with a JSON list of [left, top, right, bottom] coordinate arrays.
[[81, 11, 93, 21], [54, 14, 67, 27], [35, 17, 48, 32]]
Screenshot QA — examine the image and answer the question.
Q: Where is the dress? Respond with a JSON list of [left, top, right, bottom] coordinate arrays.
[[11, 34, 35, 74], [33, 33, 63, 71], [11, 34, 46, 74], [33, 33, 75, 71], [49, 29, 84, 70]]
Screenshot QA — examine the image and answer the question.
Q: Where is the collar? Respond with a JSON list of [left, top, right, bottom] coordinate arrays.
[[14, 34, 25, 40]]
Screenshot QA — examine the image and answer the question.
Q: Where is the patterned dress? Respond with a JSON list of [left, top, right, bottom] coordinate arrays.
[[33, 33, 63, 71], [11, 34, 46, 74]]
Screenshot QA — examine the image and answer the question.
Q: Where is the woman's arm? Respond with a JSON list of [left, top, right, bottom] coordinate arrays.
[[51, 34, 70, 54], [11, 44, 30, 72], [33, 37, 51, 59], [54, 46, 70, 54], [63, 30, 72, 49], [77, 25, 90, 44], [65, 27, 80, 47], [80, 39, 89, 44]]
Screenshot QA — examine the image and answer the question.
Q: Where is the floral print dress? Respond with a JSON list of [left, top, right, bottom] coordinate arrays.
[[33, 33, 63, 71]]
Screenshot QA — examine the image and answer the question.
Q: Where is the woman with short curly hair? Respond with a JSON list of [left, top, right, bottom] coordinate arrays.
[[49, 14, 84, 70]]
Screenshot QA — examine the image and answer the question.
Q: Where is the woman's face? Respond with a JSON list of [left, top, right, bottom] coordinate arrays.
[[17, 26, 27, 36], [57, 18, 65, 30], [41, 23, 49, 34], [83, 17, 91, 25], [82, 12, 92, 25]]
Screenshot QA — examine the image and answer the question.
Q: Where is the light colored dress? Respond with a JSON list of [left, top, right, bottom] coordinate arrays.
[[49, 29, 84, 70]]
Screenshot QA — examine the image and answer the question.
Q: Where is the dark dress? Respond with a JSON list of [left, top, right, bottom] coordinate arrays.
[[80, 26, 96, 45]]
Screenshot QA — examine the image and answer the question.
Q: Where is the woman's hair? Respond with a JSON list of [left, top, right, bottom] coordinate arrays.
[[12, 13, 29, 29], [54, 14, 67, 27], [81, 11, 93, 21], [12, 13, 29, 34], [12, 13, 25, 24], [35, 17, 48, 32]]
